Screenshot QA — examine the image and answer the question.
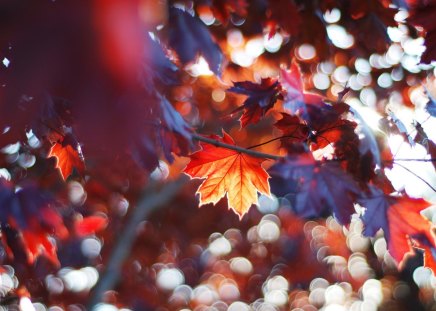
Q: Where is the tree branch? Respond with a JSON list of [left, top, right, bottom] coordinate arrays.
[[87, 177, 187, 309], [386, 158, 436, 162], [192, 133, 282, 160], [193, 133, 436, 165]]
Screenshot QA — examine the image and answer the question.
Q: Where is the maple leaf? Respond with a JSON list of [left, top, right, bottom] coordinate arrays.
[[359, 186, 435, 266], [184, 130, 270, 218], [269, 154, 360, 225], [228, 78, 283, 127], [158, 95, 193, 162], [168, 7, 223, 75], [0, 180, 68, 266], [280, 62, 326, 120], [274, 112, 359, 172], [141, 33, 179, 90], [48, 133, 85, 180], [274, 113, 309, 151]]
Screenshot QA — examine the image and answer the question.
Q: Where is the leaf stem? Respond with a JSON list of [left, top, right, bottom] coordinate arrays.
[[192, 134, 436, 165], [247, 135, 298, 150], [393, 162, 436, 193], [386, 158, 436, 162], [192, 134, 282, 160]]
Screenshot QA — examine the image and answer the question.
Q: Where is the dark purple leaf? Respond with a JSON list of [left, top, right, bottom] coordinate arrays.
[[168, 7, 223, 75], [228, 78, 283, 127], [426, 97, 436, 117], [269, 154, 360, 225]]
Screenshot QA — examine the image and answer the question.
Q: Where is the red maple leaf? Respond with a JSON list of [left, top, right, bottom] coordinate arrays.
[[48, 133, 85, 180], [274, 112, 358, 166], [184, 130, 270, 218], [359, 186, 435, 267], [228, 78, 283, 127]]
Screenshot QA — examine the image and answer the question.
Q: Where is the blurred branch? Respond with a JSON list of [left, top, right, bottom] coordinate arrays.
[[87, 177, 187, 309]]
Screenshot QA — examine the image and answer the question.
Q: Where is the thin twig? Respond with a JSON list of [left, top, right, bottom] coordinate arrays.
[[86, 177, 187, 309], [389, 158, 436, 162], [394, 162, 436, 193], [192, 134, 282, 160], [193, 133, 436, 164], [247, 135, 300, 150]]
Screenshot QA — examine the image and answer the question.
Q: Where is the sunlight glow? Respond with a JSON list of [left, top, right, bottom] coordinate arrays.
[[156, 268, 185, 291], [386, 135, 436, 201], [19, 297, 35, 311], [327, 25, 354, 49], [186, 57, 214, 77], [264, 33, 283, 53]]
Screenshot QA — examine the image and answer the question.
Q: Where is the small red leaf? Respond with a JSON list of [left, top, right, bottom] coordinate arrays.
[[75, 215, 108, 237], [48, 134, 85, 180]]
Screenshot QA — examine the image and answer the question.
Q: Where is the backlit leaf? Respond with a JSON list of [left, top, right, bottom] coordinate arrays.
[[48, 133, 85, 180], [184, 130, 270, 218], [228, 78, 283, 127], [359, 186, 435, 266]]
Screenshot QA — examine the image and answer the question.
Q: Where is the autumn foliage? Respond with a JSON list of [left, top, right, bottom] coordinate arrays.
[[0, 0, 436, 309]]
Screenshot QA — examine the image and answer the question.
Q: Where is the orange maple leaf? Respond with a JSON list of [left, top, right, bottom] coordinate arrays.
[[48, 134, 85, 180], [184, 130, 270, 218], [387, 197, 435, 267]]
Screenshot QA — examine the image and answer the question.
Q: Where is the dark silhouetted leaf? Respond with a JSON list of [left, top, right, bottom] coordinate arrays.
[[228, 78, 283, 127], [168, 7, 223, 75], [269, 154, 360, 225]]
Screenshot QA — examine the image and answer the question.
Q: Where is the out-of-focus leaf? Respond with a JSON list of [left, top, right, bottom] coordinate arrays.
[[74, 215, 108, 237], [208, 0, 248, 23], [425, 96, 436, 116], [280, 62, 325, 120], [168, 7, 223, 75], [0, 180, 68, 266], [157, 94, 193, 162], [266, 0, 301, 38]]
